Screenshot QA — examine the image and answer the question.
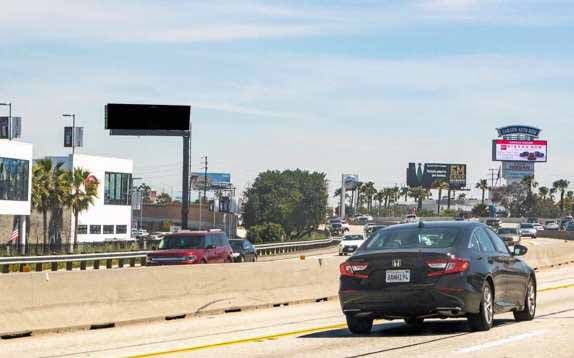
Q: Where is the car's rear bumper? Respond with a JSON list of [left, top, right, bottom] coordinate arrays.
[[339, 275, 481, 319]]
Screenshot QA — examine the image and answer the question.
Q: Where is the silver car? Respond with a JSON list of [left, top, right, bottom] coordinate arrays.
[[497, 227, 520, 246], [519, 223, 537, 238]]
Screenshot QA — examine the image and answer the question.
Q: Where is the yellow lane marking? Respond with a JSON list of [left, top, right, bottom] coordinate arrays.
[[539, 283, 574, 292], [127, 323, 347, 358], [127, 283, 574, 358]]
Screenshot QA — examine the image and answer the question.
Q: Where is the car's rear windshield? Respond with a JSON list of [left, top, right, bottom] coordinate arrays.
[[159, 235, 205, 249], [364, 228, 461, 250], [229, 241, 243, 250], [498, 228, 517, 234], [520, 224, 534, 228], [343, 235, 363, 241]]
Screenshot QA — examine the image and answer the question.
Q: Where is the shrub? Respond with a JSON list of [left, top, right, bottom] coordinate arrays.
[[247, 223, 286, 244]]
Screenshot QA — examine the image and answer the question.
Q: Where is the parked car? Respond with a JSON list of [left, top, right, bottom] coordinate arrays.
[[532, 223, 544, 232], [339, 221, 536, 334], [356, 215, 373, 224], [146, 230, 233, 265], [565, 222, 574, 232], [544, 221, 560, 231], [485, 218, 501, 230], [519, 223, 537, 238], [497, 227, 520, 246], [339, 234, 366, 256], [364, 224, 386, 237], [404, 214, 418, 223], [526, 217, 539, 224], [560, 217, 573, 230], [132, 229, 149, 238], [229, 239, 257, 262]]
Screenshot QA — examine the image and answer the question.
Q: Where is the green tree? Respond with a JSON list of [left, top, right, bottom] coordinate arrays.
[[491, 183, 528, 217], [156, 192, 172, 205], [31, 159, 69, 251], [433, 180, 449, 214], [408, 187, 429, 212], [374, 190, 385, 214], [400, 187, 409, 202], [362, 181, 377, 212], [66, 168, 99, 251], [137, 183, 153, 203], [243, 169, 328, 241], [475, 179, 489, 205], [553, 179, 570, 215], [538, 186, 549, 200], [471, 204, 489, 217]]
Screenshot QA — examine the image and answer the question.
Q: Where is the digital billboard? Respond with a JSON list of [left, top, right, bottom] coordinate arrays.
[[105, 103, 191, 133], [502, 162, 534, 180], [191, 172, 231, 190], [492, 140, 547, 162], [406, 163, 467, 189]]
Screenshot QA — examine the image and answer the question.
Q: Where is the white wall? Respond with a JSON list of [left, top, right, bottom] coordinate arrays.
[[47, 154, 133, 243], [0, 140, 32, 215]]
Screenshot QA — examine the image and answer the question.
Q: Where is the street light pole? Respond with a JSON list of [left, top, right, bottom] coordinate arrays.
[[63, 113, 76, 154]]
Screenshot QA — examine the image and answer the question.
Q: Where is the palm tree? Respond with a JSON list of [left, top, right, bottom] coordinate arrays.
[[400, 187, 409, 203], [374, 190, 385, 214], [433, 180, 449, 214], [362, 182, 377, 212], [66, 168, 99, 251], [475, 179, 489, 205], [408, 187, 429, 212], [32, 159, 53, 251], [538, 186, 549, 200], [553, 179, 570, 215], [48, 163, 70, 248]]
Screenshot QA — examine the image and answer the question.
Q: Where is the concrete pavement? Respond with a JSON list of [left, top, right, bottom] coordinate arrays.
[[2, 265, 573, 358]]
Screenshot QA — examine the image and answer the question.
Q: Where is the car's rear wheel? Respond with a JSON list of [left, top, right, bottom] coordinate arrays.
[[468, 282, 494, 331], [404, 317, 424, 328], [514, 278, 536, 321], [346, 315, 373, 335]]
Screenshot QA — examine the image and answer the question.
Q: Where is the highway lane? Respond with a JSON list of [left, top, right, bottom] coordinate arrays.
[[2, 265, 573, 358]]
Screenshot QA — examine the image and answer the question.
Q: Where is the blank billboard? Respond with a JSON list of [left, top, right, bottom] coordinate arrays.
[[105, 103, 190, 131], [492, 139, 547, 162]]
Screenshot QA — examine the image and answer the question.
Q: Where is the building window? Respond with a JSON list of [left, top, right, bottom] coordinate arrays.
[[89, 225, 102, 234], [78, 225, 88, 235], [115, 225, 127, 234], [0, 157, 29, 201], [103, 225, 115, 235], [104, 172, 132, 205]]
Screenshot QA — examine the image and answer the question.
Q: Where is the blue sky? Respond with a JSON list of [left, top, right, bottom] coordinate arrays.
[[1, 0, 573, 199]]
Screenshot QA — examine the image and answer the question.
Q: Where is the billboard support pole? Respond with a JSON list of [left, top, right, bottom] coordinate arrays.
[[182, 132, 190, 230], [340, 174, 345, 219]]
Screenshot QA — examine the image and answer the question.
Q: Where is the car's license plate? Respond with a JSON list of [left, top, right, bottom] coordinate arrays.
[[386, 269, 410, 283]]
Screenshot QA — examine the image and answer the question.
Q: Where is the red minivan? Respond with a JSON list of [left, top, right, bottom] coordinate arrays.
[[146, 230, 234, 265]]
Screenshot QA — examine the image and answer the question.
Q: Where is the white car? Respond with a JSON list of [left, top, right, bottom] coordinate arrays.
[[519, 223, 537, 238], [328, 218, 350, 234], [404, 214, 418, 223], [339, 234, 366, 256], [356, 215, 373, 223], [533, 223, 544, 231], [544, 221, 560, 231]]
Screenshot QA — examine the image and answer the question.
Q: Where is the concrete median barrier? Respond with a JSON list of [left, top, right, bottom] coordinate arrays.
[[1, 239, 574, 337], [0, 257, 344, 336]]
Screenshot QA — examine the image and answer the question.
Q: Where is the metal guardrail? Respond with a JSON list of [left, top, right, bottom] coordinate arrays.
[[0, 238, 340, 273]]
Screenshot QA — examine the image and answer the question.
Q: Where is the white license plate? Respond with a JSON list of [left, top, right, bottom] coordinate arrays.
[[386, 269, 411, 283]]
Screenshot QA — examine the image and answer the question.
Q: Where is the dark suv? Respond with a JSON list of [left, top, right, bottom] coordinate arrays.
[[147, 230, 233, 265]]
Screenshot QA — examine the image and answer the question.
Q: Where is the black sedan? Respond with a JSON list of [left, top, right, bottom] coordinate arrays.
[[229, 239, 258, 262], [339, 221, 536, 334]]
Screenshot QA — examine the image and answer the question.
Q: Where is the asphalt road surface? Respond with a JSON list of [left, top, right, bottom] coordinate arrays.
[[3, 265, 573, 358]]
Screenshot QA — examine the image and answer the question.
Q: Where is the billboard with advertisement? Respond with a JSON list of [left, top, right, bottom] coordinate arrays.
[[502, 162, 534, 180], [406, 163, 467, 189], [342, 174, 359, 190], [191, 172, 231, 190], [492, 140, 548, 162]]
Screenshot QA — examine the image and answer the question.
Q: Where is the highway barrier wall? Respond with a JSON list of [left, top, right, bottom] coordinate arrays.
[[1, 240, 573, 337]]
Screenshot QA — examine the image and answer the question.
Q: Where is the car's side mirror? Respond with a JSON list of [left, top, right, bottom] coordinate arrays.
[[513, 244, 528, 256]]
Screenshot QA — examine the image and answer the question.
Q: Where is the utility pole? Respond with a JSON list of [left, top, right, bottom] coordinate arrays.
[[199, 156, 208, 230], [182, 132, 190, 230]]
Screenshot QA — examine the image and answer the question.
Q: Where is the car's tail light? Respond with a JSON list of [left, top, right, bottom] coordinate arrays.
[[339, 262, 369, 279], [426, 257, 469, 277]]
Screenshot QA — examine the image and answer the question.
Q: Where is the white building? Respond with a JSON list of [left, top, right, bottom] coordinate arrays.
[[46, 154, 133, 243], [0, 139, 32, 216]]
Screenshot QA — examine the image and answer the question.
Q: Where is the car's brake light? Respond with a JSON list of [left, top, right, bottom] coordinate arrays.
[[339, 262, 369, 279], [426, 257, 469, 277]]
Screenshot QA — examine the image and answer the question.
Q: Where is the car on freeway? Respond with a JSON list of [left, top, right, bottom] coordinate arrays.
[[404, 214, 418, 223], [519, 223, 537, 238], [544, 221, 560, 231], [328, 218, 350, 235], [339, 221, 536, 334], [364, 224, 387, 238], [497, 227, 520, 246], [339, 234, 366, 256], [485, 218, 501, 230], [229, 239, 258, 262], [532, 223, 544, 232], [146, 230, 233, 265]]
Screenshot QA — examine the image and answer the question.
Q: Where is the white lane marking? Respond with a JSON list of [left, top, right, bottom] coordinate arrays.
[[456, 330, 546, 354]]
